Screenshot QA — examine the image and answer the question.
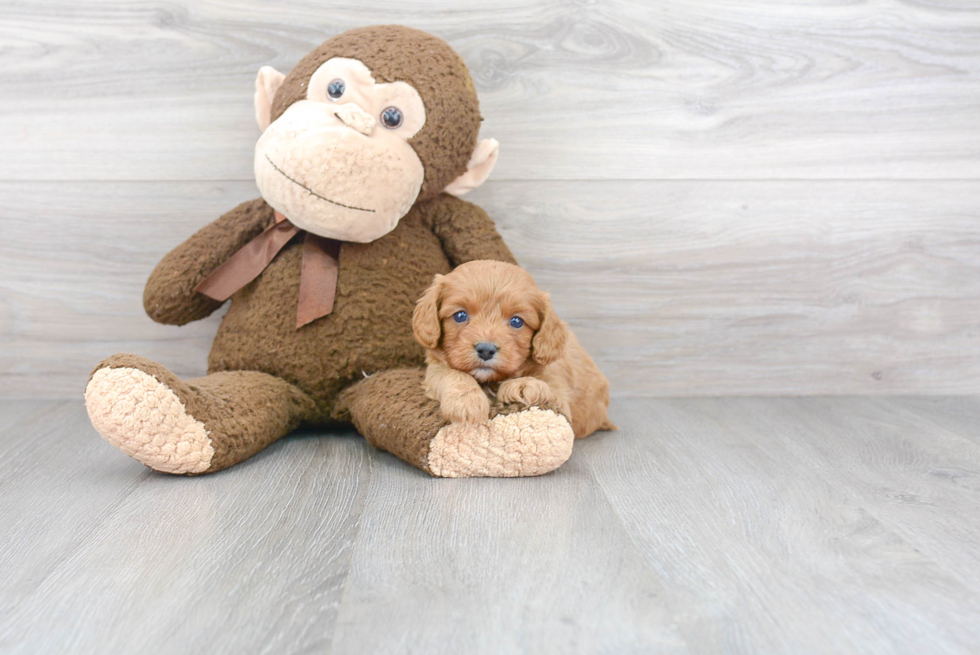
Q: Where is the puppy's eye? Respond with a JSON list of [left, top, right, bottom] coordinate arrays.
[[327, 79, 345, 100], [453, 311, 468, 323], [509, 316, 525, 329]]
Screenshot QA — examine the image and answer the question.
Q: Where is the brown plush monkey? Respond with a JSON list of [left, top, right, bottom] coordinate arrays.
[[84, 26, 575, 478]]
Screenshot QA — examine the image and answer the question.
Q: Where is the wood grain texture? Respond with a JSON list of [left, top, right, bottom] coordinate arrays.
[[3, 398, 980, 653], [330, 454, 686, 654], [884, 396, 980, 447], [756, 397, 980, 591], [578, 397, 980, 654], [2, 2, 978, 395], [2, 179, 978, 398], [0, 0, 978, 181], [0, 402, 151, 619], [0, 401, 373, 654]]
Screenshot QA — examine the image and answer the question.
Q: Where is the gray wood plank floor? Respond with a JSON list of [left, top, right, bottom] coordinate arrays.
[[2, 398, 979, 654]]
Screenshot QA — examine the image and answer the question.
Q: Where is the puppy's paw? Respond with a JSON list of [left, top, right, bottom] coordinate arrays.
[[441, 390, 491, 425], [498, 377, 558, 409]]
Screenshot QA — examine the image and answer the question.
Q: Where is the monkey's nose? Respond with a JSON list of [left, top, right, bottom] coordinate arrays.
[[332, 103, 376, 136], [475, 342, 498, 362]]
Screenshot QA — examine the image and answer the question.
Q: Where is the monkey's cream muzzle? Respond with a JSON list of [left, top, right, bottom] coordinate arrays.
[[254, 100, 424, 243]]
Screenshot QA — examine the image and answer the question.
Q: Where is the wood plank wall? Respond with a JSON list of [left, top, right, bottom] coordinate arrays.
[[1, 1, 978, 398]]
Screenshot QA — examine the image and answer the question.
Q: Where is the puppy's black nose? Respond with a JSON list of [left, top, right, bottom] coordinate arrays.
[[475, 342, 498, 361]]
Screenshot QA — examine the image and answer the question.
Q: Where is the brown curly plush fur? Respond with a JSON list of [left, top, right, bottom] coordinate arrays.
[[142, 193, 515, 427]]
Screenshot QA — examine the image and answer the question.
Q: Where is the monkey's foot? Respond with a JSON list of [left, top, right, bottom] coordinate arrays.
[[84, 355, 214, 475], [426, 407, 574, 478], [337, 368, 576, 478]]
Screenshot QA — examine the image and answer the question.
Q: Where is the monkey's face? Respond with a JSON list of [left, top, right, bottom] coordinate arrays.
[[254, 58, 427, 243]]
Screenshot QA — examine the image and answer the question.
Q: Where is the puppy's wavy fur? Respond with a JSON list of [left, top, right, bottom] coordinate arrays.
[[413, 260, 616, 438]]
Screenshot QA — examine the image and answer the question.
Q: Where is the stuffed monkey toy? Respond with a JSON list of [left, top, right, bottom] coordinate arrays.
[[84, 25, 575, 477]]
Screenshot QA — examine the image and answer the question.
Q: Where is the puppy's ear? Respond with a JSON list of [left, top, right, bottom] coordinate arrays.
[[413, 275, 444, 350], [531, 292, 568, 365]]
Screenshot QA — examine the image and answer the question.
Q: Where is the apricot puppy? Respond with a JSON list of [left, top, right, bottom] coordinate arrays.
[[412, 260, 616, 439]]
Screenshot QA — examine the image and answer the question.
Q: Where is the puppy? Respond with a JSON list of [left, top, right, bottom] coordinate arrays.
[[412, 260, 616, 439]]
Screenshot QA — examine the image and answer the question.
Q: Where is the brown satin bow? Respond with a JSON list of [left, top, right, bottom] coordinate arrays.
[[194, 211, 341, 328]]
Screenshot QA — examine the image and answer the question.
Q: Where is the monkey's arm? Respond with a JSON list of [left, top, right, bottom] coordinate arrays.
[[143, 197, 275, 326], [425, 194, 518, 267]]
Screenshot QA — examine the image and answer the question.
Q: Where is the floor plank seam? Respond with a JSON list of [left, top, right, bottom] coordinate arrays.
[[568, 447, 693, 646], [322, 449, 377, 653], [0, 471, 147, 633]]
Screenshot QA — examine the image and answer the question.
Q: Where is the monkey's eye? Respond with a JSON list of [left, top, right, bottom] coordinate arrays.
[[381, 106, 403, 129], [453, 310, 468, 323], [509, 316, 525, 329], [327, 79, 345, 100]]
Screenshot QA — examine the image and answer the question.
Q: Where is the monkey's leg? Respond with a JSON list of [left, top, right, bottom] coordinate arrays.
[[85, 354, 315, 475], [335, 368, 575, 477]]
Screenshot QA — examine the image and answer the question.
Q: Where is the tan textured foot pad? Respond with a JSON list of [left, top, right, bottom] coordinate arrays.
[[85, 367, 214, 474], [427, 407, 574, 478]]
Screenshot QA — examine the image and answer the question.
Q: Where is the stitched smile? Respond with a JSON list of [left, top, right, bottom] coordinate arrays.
[[265, 154, 375, 213]]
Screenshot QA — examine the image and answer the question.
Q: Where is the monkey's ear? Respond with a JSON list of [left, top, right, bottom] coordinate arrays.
[[412, 275, 444, 350], [444, 139, 499, 197], [255, 66, 286, 132]]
